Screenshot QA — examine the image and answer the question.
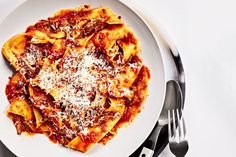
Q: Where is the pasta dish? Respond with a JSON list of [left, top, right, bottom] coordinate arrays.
[[2, 5, 150, 152]]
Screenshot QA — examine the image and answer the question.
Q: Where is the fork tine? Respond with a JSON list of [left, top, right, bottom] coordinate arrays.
[[168, 110, 172, 140], [176, 108, 181, 141], [169, 108, 189, 157], [181, 108, 187, 137], [172, 109, 176, 138]]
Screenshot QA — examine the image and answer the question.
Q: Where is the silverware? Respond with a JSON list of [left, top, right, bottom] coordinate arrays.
[[139, 80, 183, 157], [130, 14, 186, 156], [138, 33, 186, 157], [168, 109, 189, 157]]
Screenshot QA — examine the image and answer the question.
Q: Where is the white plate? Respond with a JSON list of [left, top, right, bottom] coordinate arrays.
[[0, 0, 166, 156]]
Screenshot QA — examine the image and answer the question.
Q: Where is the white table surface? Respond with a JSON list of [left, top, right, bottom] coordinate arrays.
[[0, 0, 236, 157]]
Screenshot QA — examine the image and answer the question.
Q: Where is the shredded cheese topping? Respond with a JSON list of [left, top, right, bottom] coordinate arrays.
[[56, 48, 105, 109], [34, 47, 111, 132]]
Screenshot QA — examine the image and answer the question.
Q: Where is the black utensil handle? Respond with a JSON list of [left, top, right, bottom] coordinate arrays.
[[145, 125, 162, 150], [139, 125, 163, 157]]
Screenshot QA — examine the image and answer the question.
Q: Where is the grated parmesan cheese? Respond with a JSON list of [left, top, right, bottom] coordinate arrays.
[[23, 44, 41, 67], [55, 48, 106, 109], [33, 45, 139, 134], [34, 47, 110, 132], [37, 66, 56, 93]]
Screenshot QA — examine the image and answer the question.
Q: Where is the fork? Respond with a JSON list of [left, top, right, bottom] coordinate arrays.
[[168, 109, 189, 157]]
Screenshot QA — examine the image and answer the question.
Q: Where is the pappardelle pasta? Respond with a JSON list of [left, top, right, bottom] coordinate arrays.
[[2, 5, 150, 153]]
